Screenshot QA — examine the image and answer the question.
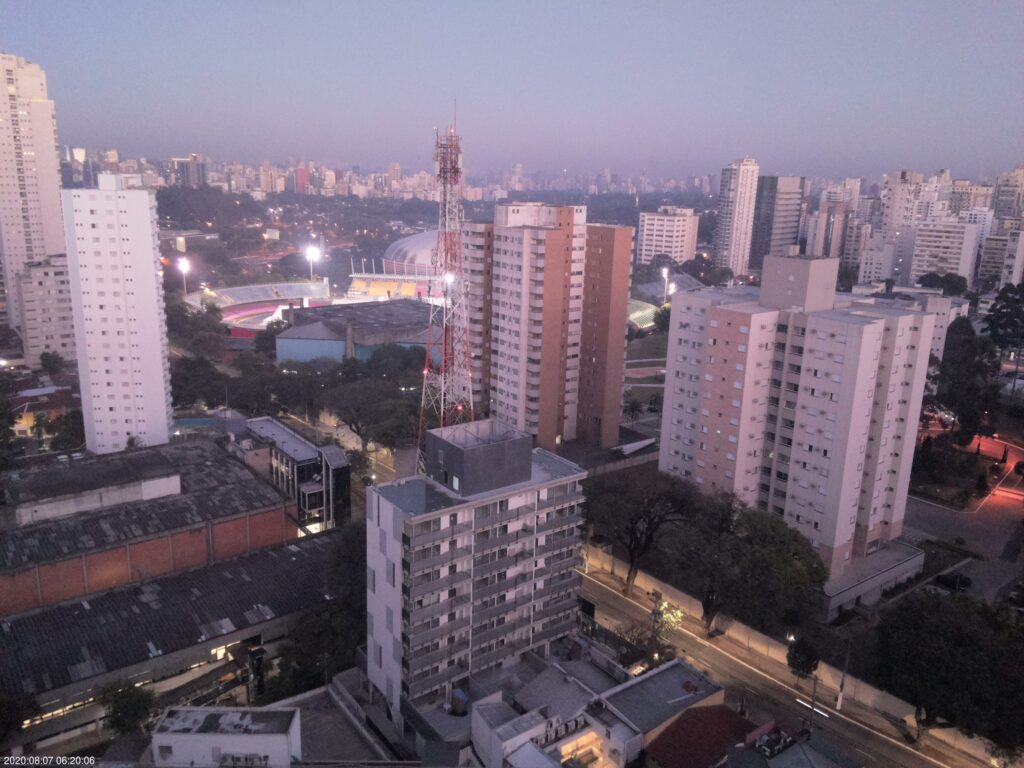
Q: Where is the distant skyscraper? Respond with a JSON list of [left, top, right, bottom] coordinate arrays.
[[712, 157, 759, 276], [993, 166, 1024, 223], [63, 174, 173, 453], [172, 154, 208, 188], [0, 53, 65, 331], [749, 175, 804, 271], [637, 206, 699, 265]]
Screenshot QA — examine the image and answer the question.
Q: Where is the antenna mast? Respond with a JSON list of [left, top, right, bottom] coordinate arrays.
[[418, 124, 473, 465]]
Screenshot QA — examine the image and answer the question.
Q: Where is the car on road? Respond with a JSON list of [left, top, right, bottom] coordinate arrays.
[[934, 572, 972, 592]]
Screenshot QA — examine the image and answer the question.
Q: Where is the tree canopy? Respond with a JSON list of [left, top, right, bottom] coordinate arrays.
[[935, 317, 1001, 440], [99, 683, 156, 735], [918, 272, 969, 297]]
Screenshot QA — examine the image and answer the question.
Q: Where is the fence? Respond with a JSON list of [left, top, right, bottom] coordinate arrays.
[[584, 548, 998, 766]]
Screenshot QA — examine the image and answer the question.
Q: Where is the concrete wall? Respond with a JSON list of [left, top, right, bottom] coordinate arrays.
[[15, 473, 182, 525], [276, 337, 346, 363], [0, 505, 298, 618], [584, 549, 998, 767]]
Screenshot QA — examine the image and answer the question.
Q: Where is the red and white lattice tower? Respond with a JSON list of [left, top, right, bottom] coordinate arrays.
[[418, 125, 474, 463]]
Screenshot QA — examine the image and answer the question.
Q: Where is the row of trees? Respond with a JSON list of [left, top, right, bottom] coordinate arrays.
[[584, 469, 828, 637], [929, 316, 1002, 441]]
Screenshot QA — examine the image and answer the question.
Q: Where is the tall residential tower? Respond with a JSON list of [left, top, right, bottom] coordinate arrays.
[[63, 174, 173, 453], [712, 158, 759, 276]]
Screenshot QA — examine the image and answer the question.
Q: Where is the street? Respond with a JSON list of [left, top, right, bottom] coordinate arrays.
[[580, 571, 988, 768]]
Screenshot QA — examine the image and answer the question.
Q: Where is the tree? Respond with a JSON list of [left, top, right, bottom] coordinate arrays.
[[49, 410, 85, 451], [670, 502, 828, 636], [31, 412, 51, 441], [936, 317, 1001, 441], [787, 636, 821, 678], [876, 592, 1024, 745], [836, 265, 858, 292], [584, 470, 695, 593], [99, 683, 156, 735], [347, 449, 370, 479], [654, 305, 671, 333], [324, 378, 395, 451], [254, 320, 289, 359], [919, 272, 969, 297], [171, 356, 229, 407], [623, 397, 643, 424], [984, 282, 1024, 393], [192, 330, 227, 361], [0, 689, 39, 741], [39, 351, 65, 377], [259, 519, 366, 701]]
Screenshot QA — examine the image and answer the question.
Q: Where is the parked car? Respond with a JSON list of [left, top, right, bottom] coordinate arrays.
[[934, 572, 972, 592]]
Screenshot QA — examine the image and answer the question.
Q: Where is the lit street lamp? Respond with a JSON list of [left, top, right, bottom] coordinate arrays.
[[177, 256, 190, 294], [305, 245, 322, 281]]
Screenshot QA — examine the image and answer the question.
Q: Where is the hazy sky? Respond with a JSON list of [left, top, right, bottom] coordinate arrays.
[[2, 0, 1022, 180]]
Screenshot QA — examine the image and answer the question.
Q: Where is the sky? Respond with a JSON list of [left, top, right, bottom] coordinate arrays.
[[2, 0, 1023, 180]]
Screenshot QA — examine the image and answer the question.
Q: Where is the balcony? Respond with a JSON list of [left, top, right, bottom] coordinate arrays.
[[475, 528, 534, 553], [473, 617, 530, 646], [535, 537, 579, 557], [535, 555, 582, 579], [474, 595, 532, 623], [536, 511, 583, 533], [410, 616, 470, 647], [410, 521, 473, 548], [532, 618, 576, 645], [534, 597, 577, 622], [410, 592, 470, 622], [474, 573, 531, 600], [409, 546, 472, 575], [409, 640, 470, 670], [475, 549, 531, 578], [536, 491, 584, 512], [533, 573, 580, 600], [410, 570, 470, 599], [408, 661, 468, 698], [470, 638, 531, 672], [475, 504, 534, 528]]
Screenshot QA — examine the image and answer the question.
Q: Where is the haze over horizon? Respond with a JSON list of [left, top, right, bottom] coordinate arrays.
[[2, 0, 1023, 180]]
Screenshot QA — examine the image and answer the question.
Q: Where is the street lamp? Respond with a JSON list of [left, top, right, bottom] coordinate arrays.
[[305, 245, 322, 281], [177, 256, 190, 294], [662, 267, 670, 305]]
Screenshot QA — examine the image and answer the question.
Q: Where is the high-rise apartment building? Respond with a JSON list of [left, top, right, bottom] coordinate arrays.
[[978, 232, 1024, 288], [749, 175, 804, 272], [63, 174, 173, 453], [0, 53, 65, 330], [908, 220, 981, 286], [15, 255, 76, 368], [803, 201, 849, 262], [464, 204, 632, 450], [993, 166, 1024, 222], [579, 224, 633, 447], [712, 158, 759, 276], [366, 419, 585, 727], [172, 154, 208, 188], [949, 180, 994, 215], [659, 253, 934, 611], [636, 206, 698, 265]]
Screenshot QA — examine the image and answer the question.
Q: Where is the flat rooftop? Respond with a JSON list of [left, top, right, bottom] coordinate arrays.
[[155, 707, 296, 735], [284, 298, 431, 336], [4, 449, 178, 507], [0, 440, 286, 573], [823, 538, 924, 599], [374, 448, 584, 517], [0, 532, 337, 698], [430, 419, 528, 449], [247, 417, 319, 463], [602, 659, 720, 735]]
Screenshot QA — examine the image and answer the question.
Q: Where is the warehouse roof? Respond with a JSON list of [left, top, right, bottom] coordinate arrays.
[[283, 298, 431, 337], [0, 440, 286, 573], [0, 532, 336, 697]]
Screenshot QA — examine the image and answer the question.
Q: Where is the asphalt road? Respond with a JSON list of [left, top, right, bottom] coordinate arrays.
[[580, 572, 988, 768]]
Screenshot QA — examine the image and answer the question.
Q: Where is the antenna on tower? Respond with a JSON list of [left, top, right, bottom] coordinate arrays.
[[418, 121, 474, 469]]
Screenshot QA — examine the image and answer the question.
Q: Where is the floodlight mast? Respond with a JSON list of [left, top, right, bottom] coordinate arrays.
[[418, 124, 474, 469]]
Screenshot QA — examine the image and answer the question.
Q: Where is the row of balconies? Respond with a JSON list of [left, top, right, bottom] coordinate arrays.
[[407, 660, 468, 699], [408, 546, 473, 575], [409, 570, 471, 599], [409, 520, 473, 548], [409, 616, 471, 647], [473, 572, 531, 599], [408, 592, 470, 622]]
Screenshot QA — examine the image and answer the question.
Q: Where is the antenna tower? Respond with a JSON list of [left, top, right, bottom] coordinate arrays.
[[418, 125, 473, 463]]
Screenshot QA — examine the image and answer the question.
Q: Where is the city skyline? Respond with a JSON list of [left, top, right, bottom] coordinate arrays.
[[2, 1, 1022, 179]]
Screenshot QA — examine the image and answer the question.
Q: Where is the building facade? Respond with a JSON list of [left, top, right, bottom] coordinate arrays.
[[908, 219, 981, 286], [0, 53, 65, 331], [659, 254, 934, 586], [365, 420, 586, 729], [636, 206, 698, 265], [63, 174, 172, 453], [15, 254, 76, 369], [712, 157, 759, 276], [749, 175, 804, 272]]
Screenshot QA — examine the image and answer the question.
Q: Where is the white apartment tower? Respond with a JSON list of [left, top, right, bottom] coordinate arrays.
[[712, 158, 759, 276], [63, 174, 172, 454], [366, 420, 585, 728], [908, 220, 981, 286], [659, 253, 935, 597], [0, 53, 65, 331], [637, 206, 698, 265]]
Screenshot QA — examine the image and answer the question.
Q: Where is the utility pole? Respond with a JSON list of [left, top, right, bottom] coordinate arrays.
[[836, 638, 851, 711]]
